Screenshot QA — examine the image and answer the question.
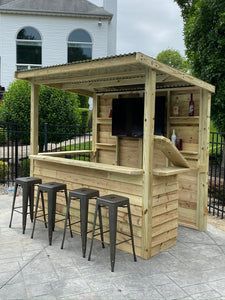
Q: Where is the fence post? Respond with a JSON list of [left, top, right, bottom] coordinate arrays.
[[44, 122, 48, 152], [14, 124, 19, 179]]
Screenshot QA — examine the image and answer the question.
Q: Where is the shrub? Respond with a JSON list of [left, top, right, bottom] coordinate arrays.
[[0, 128, 6, 145], [20, 158, 30, 177], [0, 160, 8, 182], [78, 108, 89, 133], [0, 80, 82, 146]]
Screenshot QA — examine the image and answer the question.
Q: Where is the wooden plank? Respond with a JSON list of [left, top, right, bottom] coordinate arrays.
[[153, 182, 178, 197], [152, 209, 178, 227], [178, 207, 196, 224], [152, 200, 178, 217], [142, 68, 156, 259], [153, 192, 178, 207], [92, 94, 98, 162], [153, 166, 190, 176], [197, 89, 211, 230], [151, 228, 177, 248], [30, 83, 40, 176], [16, 54, 139, 80], [31, 155, 144, 175], [154, 136, 189, 168], [97, 118, 112, 125], [39, 150, 92, 157], [170, 91, 200, 117], [34, 165, 143, 197], [136, 53, 215, 93], [170, 116, 199, 126], [151, 238, 176, 257], [170, 126, 199, 144], [152, 219, 178, 237]]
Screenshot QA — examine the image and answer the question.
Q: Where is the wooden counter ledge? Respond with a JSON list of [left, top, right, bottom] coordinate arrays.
[[30, 154, 144, 175], [153, 166, 190, 176]]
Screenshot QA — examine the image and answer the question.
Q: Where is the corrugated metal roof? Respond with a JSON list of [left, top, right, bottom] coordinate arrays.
[[15, 52, 138, 74], [0, 0, 112, 18]]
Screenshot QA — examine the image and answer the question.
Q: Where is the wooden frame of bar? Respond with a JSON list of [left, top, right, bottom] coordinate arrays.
[[15, 52, 214, 259]]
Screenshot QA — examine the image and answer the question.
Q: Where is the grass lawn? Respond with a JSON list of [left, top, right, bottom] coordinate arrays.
[[60, 141, 92, 151]]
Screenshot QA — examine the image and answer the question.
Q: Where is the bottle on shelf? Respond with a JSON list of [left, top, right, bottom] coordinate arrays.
[[171, 129, 177, 146], [189, 93, 194, 116], [173, 96, 179, 116]]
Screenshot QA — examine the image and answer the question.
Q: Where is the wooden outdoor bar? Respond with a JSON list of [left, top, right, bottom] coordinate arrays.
[[15, 53, 215, 259]]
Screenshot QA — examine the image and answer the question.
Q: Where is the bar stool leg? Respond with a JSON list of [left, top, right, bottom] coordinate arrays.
[[80, 196, 89, 258], [65, 189, 73, 238], [88, 203, 98, 261], [29, 185, 34, 222], [127, 204, 137, 262], [61, 194, 71, 249], [22, 184, 29, 234], [41, 191, 48, 228], [98, 205, 105, 249], [9, 184, 18, 228], [109, 205, 118, 272], [48, 191, 56, 245], [31, 189, 40, 239]]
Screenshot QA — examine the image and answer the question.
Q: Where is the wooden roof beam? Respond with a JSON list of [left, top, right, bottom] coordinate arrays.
[[136, 53, 215, 93], [15, 55, 139, 80]]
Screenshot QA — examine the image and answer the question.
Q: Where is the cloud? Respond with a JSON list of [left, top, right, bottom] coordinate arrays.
[[117, 0, 185, 57]]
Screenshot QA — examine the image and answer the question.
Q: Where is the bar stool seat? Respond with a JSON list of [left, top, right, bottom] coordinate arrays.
[[31, 182, 72, 245], [9, 177, 45, 234], [88, 194, 137, 272], [61, 187, 104, 258]]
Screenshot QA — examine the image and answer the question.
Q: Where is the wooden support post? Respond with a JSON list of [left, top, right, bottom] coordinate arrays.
[[30, 83, 40, 176], [166, 91, 171, 139], [92, 93, 98, 162], [197, 89, 211, 230], [166, 90, 171, 167], [142, 68, 156, 259], [115, 136, 119, 165]]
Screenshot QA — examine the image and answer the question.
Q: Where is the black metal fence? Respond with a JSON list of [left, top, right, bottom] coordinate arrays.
[[208, 131, 225, 218], [0, 122, 92, 185]]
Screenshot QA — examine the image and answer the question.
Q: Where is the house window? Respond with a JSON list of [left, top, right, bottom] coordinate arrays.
[[68, 29, 92, 63], [16, 26, 42, 70]]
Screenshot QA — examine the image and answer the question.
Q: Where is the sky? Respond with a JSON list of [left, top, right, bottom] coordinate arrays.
[[91, 0, 185, 58]]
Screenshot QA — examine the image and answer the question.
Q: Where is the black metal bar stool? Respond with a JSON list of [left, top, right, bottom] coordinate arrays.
[[31, 182, 72, 245], [88, 194, 137, 272], [61, 187, 105, 258], [9, 177, 46, 234]]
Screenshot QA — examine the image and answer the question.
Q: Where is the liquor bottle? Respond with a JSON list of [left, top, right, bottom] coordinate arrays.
[[189, 93, 194, 116], [173, 96, 179, 116], [171, 129, 176, 145]]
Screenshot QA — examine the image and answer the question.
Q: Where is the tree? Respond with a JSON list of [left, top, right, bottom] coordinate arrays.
[[156, 49, 189, 72], [175, 0, 225, 132], [0, 80, 81, 146]]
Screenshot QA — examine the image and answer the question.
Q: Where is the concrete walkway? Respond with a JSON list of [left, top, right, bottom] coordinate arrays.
[[1, 194, 225, 300]]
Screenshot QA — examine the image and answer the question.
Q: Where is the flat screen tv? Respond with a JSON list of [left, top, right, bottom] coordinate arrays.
[[112, 96, 165, 138]]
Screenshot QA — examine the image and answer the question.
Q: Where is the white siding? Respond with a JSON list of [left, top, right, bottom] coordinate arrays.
[[0, 13, 111, 88], [103, 0, 117, 55]]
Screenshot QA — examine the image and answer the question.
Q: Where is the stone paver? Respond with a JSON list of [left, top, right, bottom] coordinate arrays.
[[1, 194, 225, 299]]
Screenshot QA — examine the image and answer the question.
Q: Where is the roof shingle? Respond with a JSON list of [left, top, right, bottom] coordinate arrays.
[[0, 0, 112, 18]]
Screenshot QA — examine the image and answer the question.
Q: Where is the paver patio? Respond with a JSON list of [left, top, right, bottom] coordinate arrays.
[[1, 194, 225, 300]]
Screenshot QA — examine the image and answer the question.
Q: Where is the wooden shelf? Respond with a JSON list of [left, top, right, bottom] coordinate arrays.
[[180, 150, 198, 155], [153, 166, 190, 176], [169, 116, 199, 125], [97, 118, 112, 125], [96, 143, 116, 150]]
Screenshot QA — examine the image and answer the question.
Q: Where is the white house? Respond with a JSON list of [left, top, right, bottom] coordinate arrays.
[[0, 0, 117, 89]]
